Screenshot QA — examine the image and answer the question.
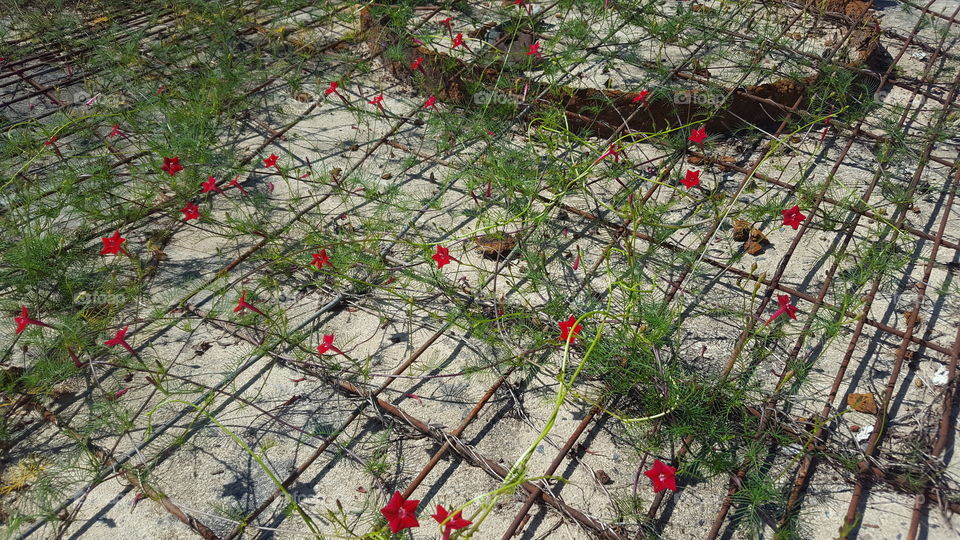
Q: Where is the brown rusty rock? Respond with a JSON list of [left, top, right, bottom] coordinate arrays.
[[744, 240, 765, 256], [473, 233, 517, 259], [733, 220, 751, 241], [594, 469, 613, 485], [847, 392, 879, 414], [749, 228, 768, 244]]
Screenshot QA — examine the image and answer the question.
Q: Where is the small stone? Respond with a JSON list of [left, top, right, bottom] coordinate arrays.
[[733, 219, 751, 241], [594, 469, 613, 485], [473, 233, 517, 259], [847, 392, 878, 414], [294, 91, 312, 103], [381, 173, 392, 180], [687, 156, 704, 165], [749, 227, 769, 244], [849, 425, 860, 432], [744, 240, 764, 255], [349, 144, 359, 151]]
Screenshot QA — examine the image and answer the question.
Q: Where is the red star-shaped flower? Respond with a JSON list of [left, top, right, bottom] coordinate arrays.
[[380, 491, 420, 534], [263, 153, 279, 169], [432, 504, 472, 538], [632, 89, 649, 105], [324, 81, 340, 97], [527, 42, 542, 58], [100, 230, 129, 255], [228, 176, 249, 196], [13, 306, 53, 334], [104, 325, 137, 356], [681, 169, 700, 189], [161, 156, 183, 176], [234, 290, 266, 316], [368, 94, 386, 113], [452, 33, 466, 49], [644, 459, 677, 493], [688, 127, 707, 144], [311, 249, 333, 270], [108, 124, 124, 138], [439, 17, 453, 37], [181, 202, 200, 221], [424, 95, 437, 109], [558, 315, 582, 343], [44, 136, 58, 146], [432, 244, 453, 268], [594, 144, 620, 164], [202, 176, 224, 194], [411, 57, 425, 72], [316, 333, 343, 355], [766, 294, 799, 325], [781, 205, 806, 230]]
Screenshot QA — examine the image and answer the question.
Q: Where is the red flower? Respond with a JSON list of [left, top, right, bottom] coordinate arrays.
[[44, 136, 58, 146], [316, 333, 343, 355], [688, 127, 707, 144], [112, 388, 129, 400], [161, 156, 183, 176], [594, 144, 620, 164], [644, 459, 677, 493], [632, 89, 649, 105], [108, 124, 124, 138], [368, 94, 386, 113], [439, 16, 453, 38], [527, 42, 542, 58], [432, 244, 453, 268], [202, 176, 224, 194], [233, 290, 265, 316], [424, 95, 437, 109], [380, 491, 420, 534], [324, 81, 340, 97], [765, 294, 798, 326], [432, 504, 472, 539], [263, 153, 279, 169], [104, 325, 137, 356], [411, 57, 425, 72], [181, 202, 200, 221], [100, 230, 129, 256], [781, 205, 806, 230], [311, 249, 333, 270], [229, 175, 249, 196], [13, 306, 53, 334], [681, 169, 700, 189], [558, 315, 582, 343], [451, 33, 471, 51]]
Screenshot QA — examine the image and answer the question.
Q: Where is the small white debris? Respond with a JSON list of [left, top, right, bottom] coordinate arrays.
[[932, 366, 950, 386], [855, 425, 873, 446], [911, 51, 928, 61], [783, 444, 803, 457]]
